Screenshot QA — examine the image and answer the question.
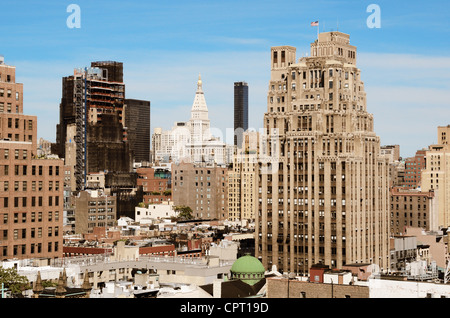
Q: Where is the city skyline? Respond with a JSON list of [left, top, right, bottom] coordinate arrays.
[[1, 2, 450, 299], [1, 0, 450, 158]]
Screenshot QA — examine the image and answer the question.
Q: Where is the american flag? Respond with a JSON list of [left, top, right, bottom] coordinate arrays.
[[311, 21, 319, 26]]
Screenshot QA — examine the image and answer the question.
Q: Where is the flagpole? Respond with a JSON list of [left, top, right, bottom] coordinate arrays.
[[317, 21, 319, 41]]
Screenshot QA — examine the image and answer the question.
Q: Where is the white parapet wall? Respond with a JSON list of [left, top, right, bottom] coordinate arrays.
[[367, 278, 450, 298], [135, 202, 177, 224]]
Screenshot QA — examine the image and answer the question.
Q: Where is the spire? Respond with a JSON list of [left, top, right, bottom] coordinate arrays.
[[191, 74, 208, 113], [189, 73, 211, 142], [82, 269, 91, 291], [197, 73, 203, 92], [33, 271, 44, 297], [55, 271, 67, 297], [62, 268, 67, 287]]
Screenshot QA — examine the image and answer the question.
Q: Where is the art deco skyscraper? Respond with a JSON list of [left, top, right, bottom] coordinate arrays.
[[255, 32, 390, 275]]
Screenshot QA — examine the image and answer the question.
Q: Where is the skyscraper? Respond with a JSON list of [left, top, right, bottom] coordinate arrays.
[[234, 81, 249, 147], [124, 98, 151, 163], [55, 61, 131, 191], [255, 32, 390, 275], [155, 75, 233, 165], [187, 74, 211, 144]]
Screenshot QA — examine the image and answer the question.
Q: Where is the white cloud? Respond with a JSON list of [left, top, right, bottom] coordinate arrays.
[[359, 52, 450, 157], [359, 52, 450, 88]]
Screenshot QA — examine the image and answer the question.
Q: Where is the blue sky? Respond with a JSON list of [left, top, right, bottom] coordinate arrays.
[[2, 0, 450, 157]]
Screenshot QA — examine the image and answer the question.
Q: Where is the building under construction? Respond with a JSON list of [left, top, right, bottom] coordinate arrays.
[[55, 61, 132, 192]]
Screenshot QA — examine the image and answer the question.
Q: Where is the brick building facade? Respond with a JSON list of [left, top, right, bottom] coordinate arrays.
[[172, 161, 228, 220], [136, 165, 172, 204], [0, 58, 64, 260], [390, 187, 437, 235]]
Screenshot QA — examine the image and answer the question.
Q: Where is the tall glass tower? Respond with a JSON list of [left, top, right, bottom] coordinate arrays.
[[234, 81, 249, 147]]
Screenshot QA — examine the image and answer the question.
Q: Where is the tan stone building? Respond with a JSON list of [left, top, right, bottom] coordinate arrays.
[[437, 125, 450, 147], [380, 145, 400, 163], [0, 57, 64, 260], [74, 190, 116, 234], [255, 32, 390, 275], [421, 125, 450, 229], [405, 227, 449, 270], [380, 145, 404, 188], [172, 161, 227, 220], [228, 131, 259, 222], [0, 56, 23, 116]]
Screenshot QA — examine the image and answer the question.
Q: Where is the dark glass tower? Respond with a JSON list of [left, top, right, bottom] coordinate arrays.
[[234, 81, 249, 147], [124, 98, 151, 163]]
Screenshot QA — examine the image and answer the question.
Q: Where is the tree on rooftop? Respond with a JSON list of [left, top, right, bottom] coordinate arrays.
[[174, 205, 193, 220], [0, 267, 30, 297]]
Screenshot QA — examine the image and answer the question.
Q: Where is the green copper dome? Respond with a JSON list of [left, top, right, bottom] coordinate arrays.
[[230, 254, 265, 285]]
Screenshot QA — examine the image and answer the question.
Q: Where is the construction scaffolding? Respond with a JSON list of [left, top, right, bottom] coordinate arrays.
[[57, 62, 130, 193], [74, 71, 87, 191]]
